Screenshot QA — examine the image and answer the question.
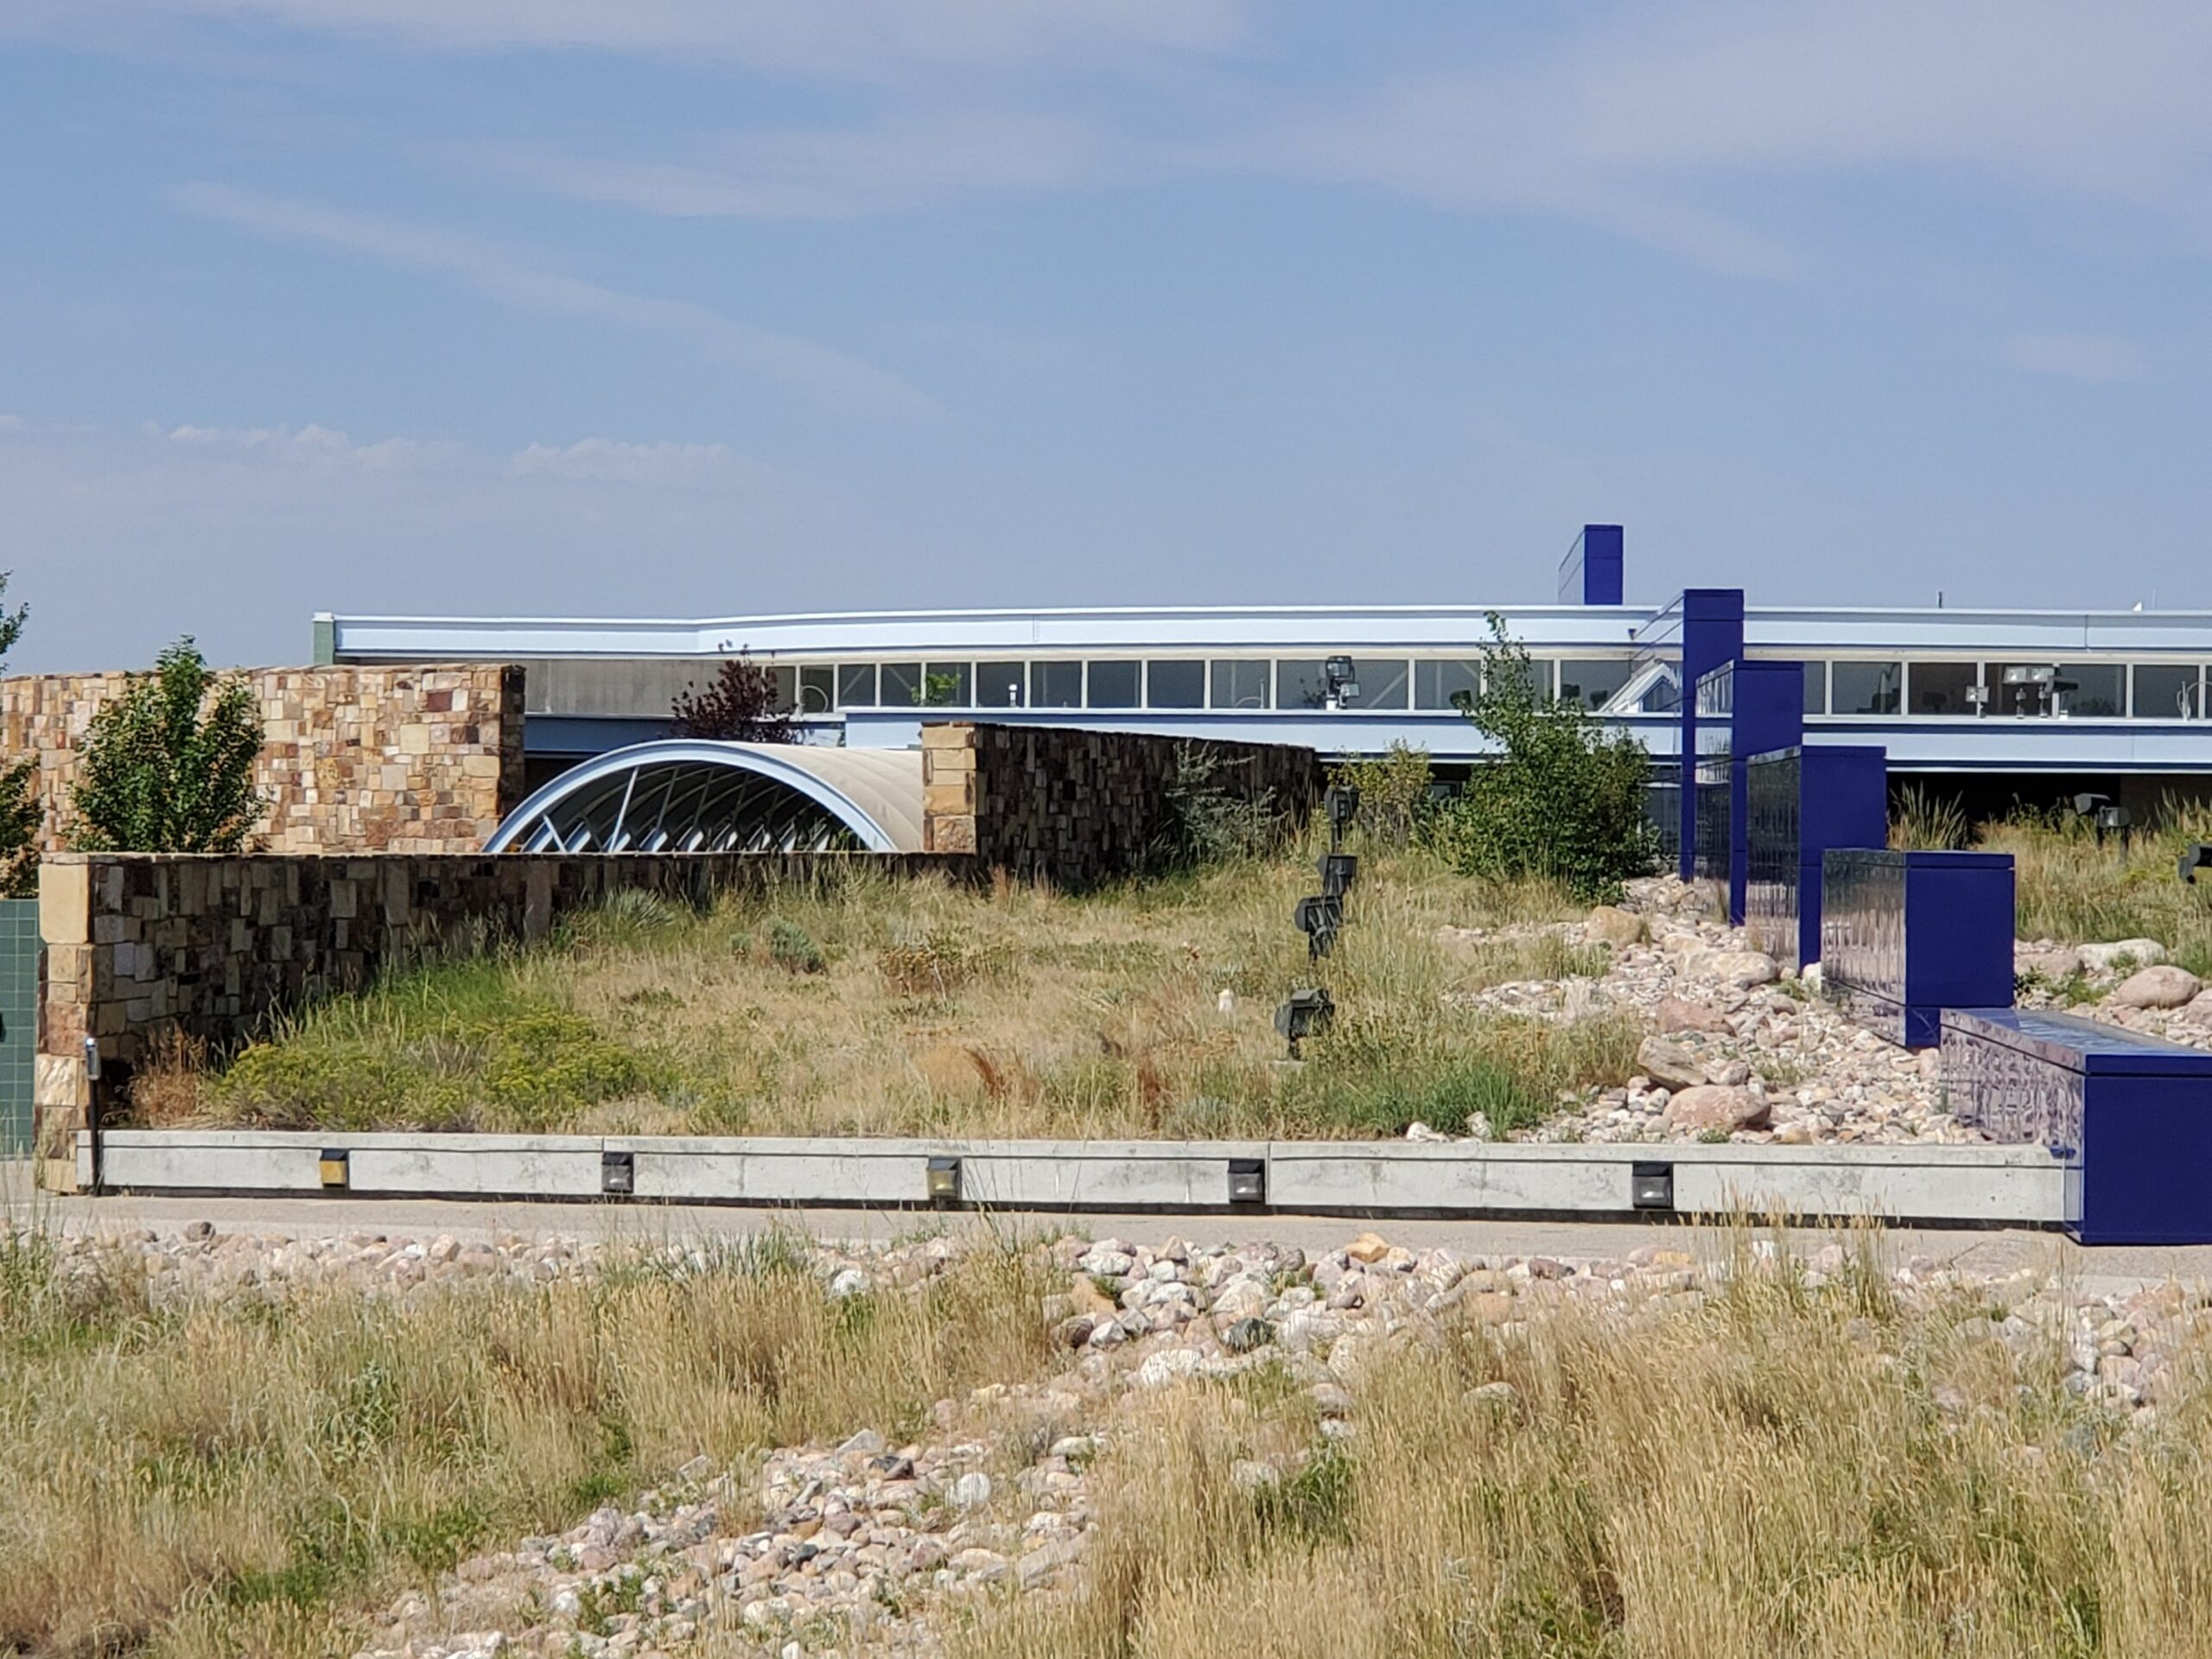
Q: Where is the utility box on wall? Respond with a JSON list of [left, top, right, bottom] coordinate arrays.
[[1822, 849, 2015, 1047], [1942, 1006, 2212, 1244]]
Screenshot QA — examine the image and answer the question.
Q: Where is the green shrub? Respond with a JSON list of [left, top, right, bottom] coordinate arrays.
[[768, 918, 827, 974], [1328, 741, 1433, 848], [1421, 613, 1656, 903], [67, 637, 267, 854], [1162, 743, 1278, 867]]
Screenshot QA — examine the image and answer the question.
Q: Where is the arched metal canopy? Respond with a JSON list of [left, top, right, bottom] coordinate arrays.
[[486, 740, 926, 855]]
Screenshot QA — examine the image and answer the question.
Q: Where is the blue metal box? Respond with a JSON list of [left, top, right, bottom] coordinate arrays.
[[1695, 659, 1805, 925], [1746, 746, 1887, 970], [1822, 849, 2015, 1047], [1942, 1006, 2212, 1244]]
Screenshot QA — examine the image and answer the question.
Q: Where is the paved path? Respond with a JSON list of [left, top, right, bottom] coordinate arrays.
[[11, 1167, 2212, 1300]]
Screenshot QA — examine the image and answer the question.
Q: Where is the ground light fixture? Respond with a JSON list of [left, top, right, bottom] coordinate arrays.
[[1294, 893, 1343, 958], [601, 1150, 635, 1197], [1274, 988, 1335, 1058], [318, 1148, 350, 1190], [1324, 784, 1360, 843], [926, 1155, 962, 1206], [1630, 1160, 1675, 1211], [2180, 843, 2212, 886], [1227, 1157, 1266, 1206], [1319, 852, 1358, 898]]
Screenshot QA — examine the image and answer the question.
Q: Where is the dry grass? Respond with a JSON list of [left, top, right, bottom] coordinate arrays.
[[1987, 807, 2212, 977], [0, 1224, 1057, 1659], [958, 1240, 2212, 1659], [170, 847, 1636, 1141]]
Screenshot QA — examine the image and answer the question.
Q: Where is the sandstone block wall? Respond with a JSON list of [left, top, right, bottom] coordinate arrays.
[[34, 849, 971, 1172], [3, 664, 527, 855], [921, 721, 1321, 887]]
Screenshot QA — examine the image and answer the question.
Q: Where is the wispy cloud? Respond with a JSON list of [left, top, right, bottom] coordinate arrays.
[[18, 0, 1243, 79], [168, 183, 936, 416], [1217, 0, 2212, 273], [1999, 334, 2147, 383], [527, 111, 1106, 219]]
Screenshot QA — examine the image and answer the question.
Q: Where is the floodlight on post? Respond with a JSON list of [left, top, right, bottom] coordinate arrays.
[[2179, 842, 2212, 886], [1274, 988, 1335, 1058], [1294, 893, 1343, 959], [1318, 852, 1357, 899], [2096, 804, 2133, 852]]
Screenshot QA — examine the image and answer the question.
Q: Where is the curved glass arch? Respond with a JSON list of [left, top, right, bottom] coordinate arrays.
[[487, 741, 922, 855]]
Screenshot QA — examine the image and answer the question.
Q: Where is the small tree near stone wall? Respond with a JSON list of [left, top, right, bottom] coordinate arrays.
[[0, 574, 37, 894], [67, 638, 268, 854], [671, 655, 797, 743]]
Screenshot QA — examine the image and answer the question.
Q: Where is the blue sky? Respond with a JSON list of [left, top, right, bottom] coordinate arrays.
[[4, 2, 2211, 671]]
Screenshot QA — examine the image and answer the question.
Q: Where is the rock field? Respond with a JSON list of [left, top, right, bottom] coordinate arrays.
[[1441, 876, 2212, 1147], [28, 1222, 2202, 1658]]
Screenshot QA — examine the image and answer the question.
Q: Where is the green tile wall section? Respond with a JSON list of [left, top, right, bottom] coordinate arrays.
[[0, 899, 39, 1155]]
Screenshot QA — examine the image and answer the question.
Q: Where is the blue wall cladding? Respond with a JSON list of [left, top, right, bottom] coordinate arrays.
[[1692, 663, 1733, 888], [1943, 1007, 2212, 1243], [1746, 745, 1887, 971], [1822, 849, 2015, 1046]]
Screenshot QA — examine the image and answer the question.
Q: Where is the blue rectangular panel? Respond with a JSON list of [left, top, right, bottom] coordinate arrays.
[[1943, 1007, 2212, 1243], [1677, 588, 1745, 882], [1558, 524, 1624, 605], [1822, 849, 2013, 1048], [1745, 750, 1801, 965]]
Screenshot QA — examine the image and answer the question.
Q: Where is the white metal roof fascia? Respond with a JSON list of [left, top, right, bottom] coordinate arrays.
[[1802, 719, 2212, 770], [1742, 607, 2212, 656], [330, 605, 1656, 659]]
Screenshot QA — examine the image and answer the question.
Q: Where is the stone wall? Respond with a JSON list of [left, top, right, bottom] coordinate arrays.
[[3, 664, 527, 855], [34, 849, 971, 1178], [921, 721, 1321, 887]]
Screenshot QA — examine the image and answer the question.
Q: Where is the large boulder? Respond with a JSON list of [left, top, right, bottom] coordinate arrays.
[[1652, 995, 1732, 1036], [1693, 950, 1780, 988], [2016, 944, 2083, 982], [2110, 965, 2203, 1010], [2080, 938, 2169, 974], [1635, 1035, 1708, 1090], [1584, 905, 1646, 946], [1664, 1085, 1771, 1134]]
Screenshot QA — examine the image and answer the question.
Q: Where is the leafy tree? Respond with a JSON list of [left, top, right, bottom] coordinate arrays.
[[0, 575, 37, 894], [670, 655, 796, 742], [1328, 741, 1434, 849], [1422, 613, 1657, 902], [67, 639, 268, 854]]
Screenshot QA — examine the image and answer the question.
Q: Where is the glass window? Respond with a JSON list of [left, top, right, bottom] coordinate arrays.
[[976, 661, 1026, 709], [1029, 660, 1082, 709], [2059, 663, 2124, 717], [1146, 659, 1205, 709], [2133, 664, 2202, 720], [1802, 662, 1827, 715], [769, 664, 798, 715], [836, 664, 877, 709], [880, 663, 923, 707], [1415, 658, 1482, 709], [798, 665, 835, 715], [924, 662, 971, 707], [1087, 660, 1141, 709], [1275, 659, 1330, 709], [1559, 658, 1633, 711], [1211, 659, 1270, 710], [1833, 661, 1902, 715], [1360, 658, 1410, 709], [1907, 661, 1980, 716]]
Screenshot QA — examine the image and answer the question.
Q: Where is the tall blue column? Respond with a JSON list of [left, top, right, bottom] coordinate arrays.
[[1677, 588, 1744, 882], [1727, 659, 1804, 925]]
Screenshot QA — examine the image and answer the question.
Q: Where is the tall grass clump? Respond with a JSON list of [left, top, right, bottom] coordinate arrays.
[[0, 1230, 1057, 1658], [959, 1241, 2212, 1659], [1986, 804, 2212, 976]]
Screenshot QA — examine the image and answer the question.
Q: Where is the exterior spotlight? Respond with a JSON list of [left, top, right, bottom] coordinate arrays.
[[318, 1148, 350, 1190], [2181, 843, 2212, 885], [1325, 785, 1360, 833], [1294, 893, 1343, 958], [1448, 689, 1475, 715], [925, 1155, 961, 1205], [1324, 655, 1360, 709], [1630, 1161, 1675, 1211], [1274, 988, 1335, 1058], [601, 1150, 635, 1197], [2094, 804, 2133, 850], [1227, 1157, 1266, 1206], [1318, 852, 1358, 899], [2072, 792, 2111, 818]]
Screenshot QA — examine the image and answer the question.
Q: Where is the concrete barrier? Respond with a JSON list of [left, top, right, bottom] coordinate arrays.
[[88, 1129, 2069, 1226]]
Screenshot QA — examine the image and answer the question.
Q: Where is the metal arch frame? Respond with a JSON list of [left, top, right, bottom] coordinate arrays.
[[486, 740, 906, 854]]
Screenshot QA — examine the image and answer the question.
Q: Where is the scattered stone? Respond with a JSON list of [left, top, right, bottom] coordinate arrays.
[[1584, 905, 1646, 946], [1705, 950, 1780, 988], [1345, 1233, 1392, 1265], [1636, 1035, 1708, 1091], [2110, 965, 2202, 1010], [1652, 996, 1732, 1036], [1664, 1084, 1770, 1134], [2082, 938, 2169, 973]]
